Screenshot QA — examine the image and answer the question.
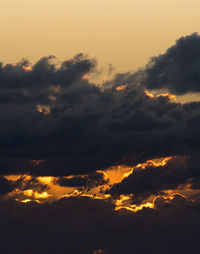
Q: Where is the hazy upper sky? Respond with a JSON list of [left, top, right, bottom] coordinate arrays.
[[1, 0, 200, 72]]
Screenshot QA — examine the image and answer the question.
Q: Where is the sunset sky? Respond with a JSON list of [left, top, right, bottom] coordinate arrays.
[[1, 1, 200, 254], [1, 0, 200, 71]]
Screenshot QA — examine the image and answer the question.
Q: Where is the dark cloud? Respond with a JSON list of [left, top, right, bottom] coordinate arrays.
[[0, 177, 12, 194], [55, 172, 107, 188], [1, 34, 200, 254], [0, 194, 200, 254], [109, 155, 200, 201], [142, 33, 200, 94], [0, 36, 200, 178]]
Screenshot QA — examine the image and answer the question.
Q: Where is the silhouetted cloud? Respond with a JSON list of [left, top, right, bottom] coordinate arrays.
[[110, 156, 200, 201], [1, 34, 200, 253], [0, 46, 200, 176], [55, 172, 106, 188], [142, 33, 200, 94], [0, 194, 200, 254], [0, 177, 12, 194]]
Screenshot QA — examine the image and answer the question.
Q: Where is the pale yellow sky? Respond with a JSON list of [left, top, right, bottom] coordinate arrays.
[[1, 0, 200, 72]]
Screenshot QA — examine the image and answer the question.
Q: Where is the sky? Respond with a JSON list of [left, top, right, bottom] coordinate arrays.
[[1, 0, 200, 72], [1, 1, 200, 254]]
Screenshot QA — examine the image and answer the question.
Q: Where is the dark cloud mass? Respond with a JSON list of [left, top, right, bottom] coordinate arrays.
[[0, 177, 12, 194], [0, 195, 200, 254], [1, 36, 200, 176], [55, 172, 106, 188], [110, 156, 200, 201], [142, 33, 200, 94], [1, 33, 200, 253]]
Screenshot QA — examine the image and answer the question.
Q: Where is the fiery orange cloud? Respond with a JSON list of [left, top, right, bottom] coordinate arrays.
[[115, 192, 189, 213], [114, 194, 154, 212], [123, 156, 173, 179], [22, 66, 32, 71], [144, 89, 176, 101], [37, 176, 54, 185], [116, 84, 128, 91], [22, 189, 51, 199], [144, 89, 154, 98], [61, 189, 111, 201], [4, 156, 180, 213], [36, 104, 51, 115], [156, 93, 176, 101]]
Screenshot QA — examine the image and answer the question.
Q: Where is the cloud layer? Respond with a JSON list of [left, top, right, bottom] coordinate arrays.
[[1, 35, 200, 177], [142, 33, 200, 94], [1, 33, 200, 253]]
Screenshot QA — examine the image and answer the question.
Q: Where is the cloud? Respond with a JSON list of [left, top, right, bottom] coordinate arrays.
[[109, 155, 200, 201], [0, 177, 12, 194], [0, 194, 199, 254], [1, 34, 200, 253], [55, 172, 107, 188], [0, 36, 200, 178], [142, 33, 200, 94]]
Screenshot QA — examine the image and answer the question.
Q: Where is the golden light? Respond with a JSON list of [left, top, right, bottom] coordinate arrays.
[[144, 89, 176, 101], [123, 156, 173, 179], [61, 189, 111, 200], [116, 84, 128, 91], [20, 199, 32, 203], [82, 73, 90, 80], [36, 104, 51, 115], [22, 66, 32, 71], [23, 189, 51, 199], [5, 174, 24, 181], [4, 156, 180, 213], [114, 194, 154, 212], [156, 93, 176, 101], [37, 176, 54, 185], [144, 89, 154, 98]]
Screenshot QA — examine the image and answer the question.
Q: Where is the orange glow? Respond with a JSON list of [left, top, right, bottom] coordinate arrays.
[[61, 189, 111, 200], [22, 66, 32, 71], [5, 156, 178, 211], [116, 84, 128, 91], [156, 93, 176, 101], [16, 198, 41, 204], [115, 194, 154, 212], [23, 189, 51, 199], [82, 73, 90, 80], [144, 89, 154, 98], [144, 89, 176, 101], [36, 104, 51, 115], [115, 192, 188, 213], [5, 174, 26, 181], [19, 199, 32, 203], [37, 176, 54, 185], [123, 156, 173, 179]]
